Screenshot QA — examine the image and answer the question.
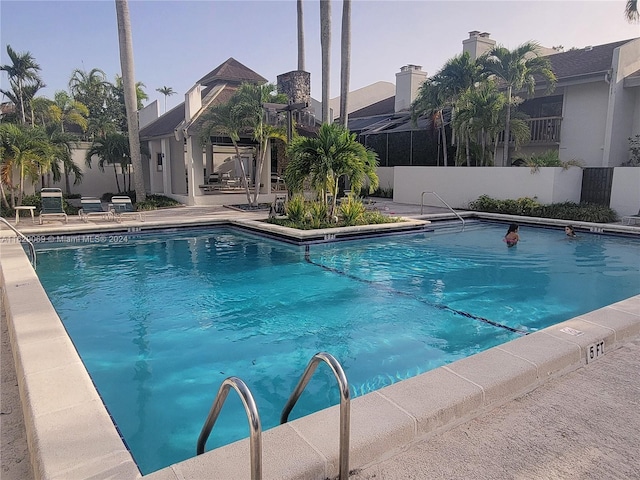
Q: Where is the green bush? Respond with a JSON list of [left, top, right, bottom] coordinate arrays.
[[308, 201, 329, 229], [136, 194, 182, 211], [339, 196, 366, 226], [469, 195, 618, 223], [285, 194, 307, 223]]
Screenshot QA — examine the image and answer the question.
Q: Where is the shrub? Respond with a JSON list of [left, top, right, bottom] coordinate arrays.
[[469, 195, 618, 223], [136, 194, 182, 211], [285, 194, 307, 223], [339, 196, 366, 226], [513, 150, 583, 172], [308, 201, 329, 229]]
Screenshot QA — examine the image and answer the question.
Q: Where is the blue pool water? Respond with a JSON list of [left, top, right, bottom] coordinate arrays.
[[35, 222, 639, 474]]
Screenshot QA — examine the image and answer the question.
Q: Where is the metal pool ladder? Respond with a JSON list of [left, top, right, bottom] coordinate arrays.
[[197, 352, 350, 480], [420, 191, 466, 228], [0, 217, 36, 268], [197, 376, 263, 479], [281, 352, 351, 480]]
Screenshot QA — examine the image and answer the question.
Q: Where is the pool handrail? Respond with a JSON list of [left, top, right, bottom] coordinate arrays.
[[421, 191, 466, 228], [0, 217, 36, 269], [280, 352, 350, 480], [197, 376, 262, 480]]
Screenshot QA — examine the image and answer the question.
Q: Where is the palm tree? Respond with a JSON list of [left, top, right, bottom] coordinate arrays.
[[200, 83, 287, 207], [296, 0, 305, 71], [285, 123, 379, 217], [320, 0, 331, 123], [46, 127, 83, 191], [85, 132, 130, 193], [0, 123, 51, 206], [453, 80, 506, 166], [68, 68, 110, 117], [625, 0, 639, 22], [156, 86, 176, 113], [232, 83, 288, 206], [1, 77, 46, 126], [49, 91, 89, 133], [412, 52, 484, 167], [339, 0, 351, 127], [480, 42, 556, 166], [0, 45, 42, 124], [115, 0, 146, 202], [200, 101, 253, 205]]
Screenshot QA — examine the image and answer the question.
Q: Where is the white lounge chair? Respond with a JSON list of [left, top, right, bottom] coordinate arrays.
[[111, 196, 144, 222], [78, 197, 115, 222]]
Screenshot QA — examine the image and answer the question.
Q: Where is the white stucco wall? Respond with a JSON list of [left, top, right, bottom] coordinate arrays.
[[560, 82, 609, 167], [393, 166, 583, 209], [376, 167, 394, 192], [610, 167, 640, 216], [50, 143, 121, 197]]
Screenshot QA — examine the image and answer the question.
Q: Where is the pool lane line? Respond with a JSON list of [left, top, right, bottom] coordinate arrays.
[[304, 246, 528, 336]]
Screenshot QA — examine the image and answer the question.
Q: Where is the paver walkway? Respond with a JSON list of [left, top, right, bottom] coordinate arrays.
[[351, 335, 640, 480]]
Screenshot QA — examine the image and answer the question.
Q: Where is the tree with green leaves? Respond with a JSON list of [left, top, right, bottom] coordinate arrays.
[[201, 82, 288, 207], [115, 0, 146, 202], [69, 68, 113, 136], [479, 42, 556, 166], [85, 132, 130, 193], [0, 123, 51, 206], [200, 100, 254, 205], [452, 80, 506, 166], [285, 123, 379, 217], [625, 0, 638, 22], [232, 83, 287, 206], [49, 91, 89, 133], [412, 52, 484, 167], [46, 126, 83, 192], [156, 86, 176, 113], [0, 45, 43, 124]]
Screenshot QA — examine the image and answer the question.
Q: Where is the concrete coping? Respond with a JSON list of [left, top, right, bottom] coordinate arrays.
[[1, 227, 638, 479]]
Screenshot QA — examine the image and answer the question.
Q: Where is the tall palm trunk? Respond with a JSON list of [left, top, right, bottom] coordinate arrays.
[[439, 110, 448, 167], [0, 181, 10, 210], [297, 0, 305, 71], [115, 0, 146, 202], [339, 0, 351, 128], [232, 145, 252, 206], [17, 79, 26, 124], [320, 0, 331, 123], [502, 85, 512, 167]]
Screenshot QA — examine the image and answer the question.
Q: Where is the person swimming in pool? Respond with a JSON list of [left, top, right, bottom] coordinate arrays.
[[565, 225, 577, 237], [504, 223, 520, 247]]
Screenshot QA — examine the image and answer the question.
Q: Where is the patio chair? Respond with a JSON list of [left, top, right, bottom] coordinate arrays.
[[269, 193, 287, 217], [39, 188, 68, 224], [78, 197, 114, 222], [110, 196, 145, 222]]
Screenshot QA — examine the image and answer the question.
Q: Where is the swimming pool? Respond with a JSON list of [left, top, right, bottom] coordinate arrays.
[[35, 221, 640, 474]]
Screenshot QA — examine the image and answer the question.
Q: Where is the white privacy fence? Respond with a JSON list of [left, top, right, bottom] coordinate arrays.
[[385, 166, 639, 218]]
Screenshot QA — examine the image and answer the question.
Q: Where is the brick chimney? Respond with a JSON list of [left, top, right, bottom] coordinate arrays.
[[395, 64, 427, 112], [462, 31, 496, 60]]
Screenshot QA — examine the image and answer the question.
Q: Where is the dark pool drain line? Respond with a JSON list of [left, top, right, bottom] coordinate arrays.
[[304, 246, 528, 336]]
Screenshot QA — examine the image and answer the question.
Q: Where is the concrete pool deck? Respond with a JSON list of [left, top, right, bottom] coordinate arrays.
[[1, 201, 639, 479]]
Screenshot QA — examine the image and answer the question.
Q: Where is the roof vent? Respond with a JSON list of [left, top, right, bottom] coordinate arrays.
[[584, 45, 593, 51]]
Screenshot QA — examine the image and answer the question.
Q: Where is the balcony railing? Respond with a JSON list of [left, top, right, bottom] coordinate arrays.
[[498, 116, 562, 145]]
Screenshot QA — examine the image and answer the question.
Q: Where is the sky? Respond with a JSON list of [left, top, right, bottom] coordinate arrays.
[[1, 0, 639, 114]]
